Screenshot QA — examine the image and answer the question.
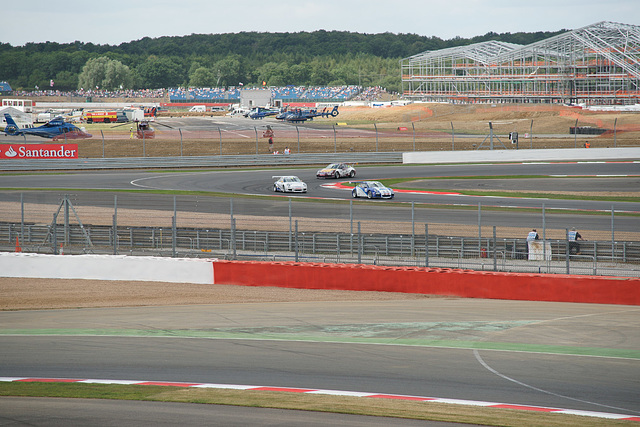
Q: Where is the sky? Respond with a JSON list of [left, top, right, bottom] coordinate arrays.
[[2, 0, 639, 47]]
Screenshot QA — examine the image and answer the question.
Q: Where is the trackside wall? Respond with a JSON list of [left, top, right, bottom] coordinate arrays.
[[0, 253, 214, 284], [212, 260, 640, 305], [1, 254, 638, 305]]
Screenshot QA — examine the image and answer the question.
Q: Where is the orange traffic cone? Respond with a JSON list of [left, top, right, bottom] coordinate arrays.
[[15, 237, 21, 252]]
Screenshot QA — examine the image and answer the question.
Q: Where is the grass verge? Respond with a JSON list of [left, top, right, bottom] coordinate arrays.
[[0, 383, 633, 426]]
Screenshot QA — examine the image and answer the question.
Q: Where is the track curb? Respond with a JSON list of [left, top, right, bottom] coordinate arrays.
[[2, 377, 638, 422]]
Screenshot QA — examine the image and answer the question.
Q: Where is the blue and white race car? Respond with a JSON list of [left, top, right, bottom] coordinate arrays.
[[273, 176, 307, 193], [351, 181, 394, 199]]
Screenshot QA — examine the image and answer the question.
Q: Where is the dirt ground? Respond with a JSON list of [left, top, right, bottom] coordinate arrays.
[[4, 102, 638, 310], [0, 277, 430, 311], [74, 103, 640, 158]]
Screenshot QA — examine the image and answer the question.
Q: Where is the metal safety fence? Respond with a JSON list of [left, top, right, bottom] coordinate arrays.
[[1, 192, 639, 277]]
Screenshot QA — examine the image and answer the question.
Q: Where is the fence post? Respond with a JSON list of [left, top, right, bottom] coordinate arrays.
[[411, 201, 415, 257], [374, 123, 378, 152], [349, 200, 353, 255], [493, 225, 497, 272], [289, 198, 292, 251], [113, 194, 118, 255], [565, 228, 570, 274], [542, 203, 546, 267], [231, 218, 236, 260], [412, 122, 416, 151], [295, 220, 299, 262], [20, 193, 24, 243], [357, 221, 362, 264], [611, 206, 615, 262], [450, 121, 454, 150], [478, 202, 482, 256], [425, 223, 429, 267], [52, 212, 58, 255], [172, 196, 177, 257]]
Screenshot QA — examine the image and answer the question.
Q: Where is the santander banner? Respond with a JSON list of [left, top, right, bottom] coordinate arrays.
[[0, 144, 79, 160]]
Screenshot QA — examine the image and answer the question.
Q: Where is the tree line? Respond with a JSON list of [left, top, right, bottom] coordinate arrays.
[[0, 29, 565, 94]]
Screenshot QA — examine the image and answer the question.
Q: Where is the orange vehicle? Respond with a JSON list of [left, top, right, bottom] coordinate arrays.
[[84, 111, 119, 123]]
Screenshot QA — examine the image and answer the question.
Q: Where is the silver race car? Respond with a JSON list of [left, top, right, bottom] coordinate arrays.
[[351, 181, 394, 199], [273, 176, 307, 193], [316, 163, 356, 179]]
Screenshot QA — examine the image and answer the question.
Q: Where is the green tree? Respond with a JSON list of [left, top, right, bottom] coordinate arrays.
[[189, 67, 217, 87], [135, 56, 184, 88], [77, 56, 133, 90], [214, 55, 243, 86]]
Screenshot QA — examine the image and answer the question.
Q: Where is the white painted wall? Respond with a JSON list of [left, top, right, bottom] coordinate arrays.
[[403, 147, 640, 164], [0, 253, 214, 284]]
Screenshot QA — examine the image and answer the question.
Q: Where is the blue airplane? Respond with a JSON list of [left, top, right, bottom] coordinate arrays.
[[3, 113, 92, 140], [247, 107, 281, 120], [277, 105, 339, 123]]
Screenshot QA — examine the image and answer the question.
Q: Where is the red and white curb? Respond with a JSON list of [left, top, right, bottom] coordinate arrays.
[[2, 377, 638, 422]]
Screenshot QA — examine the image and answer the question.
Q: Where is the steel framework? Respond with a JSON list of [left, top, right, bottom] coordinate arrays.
[[401, 21, 640, 105]]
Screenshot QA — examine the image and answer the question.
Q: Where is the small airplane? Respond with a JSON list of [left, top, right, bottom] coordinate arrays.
[[3, 113, 92, 140], [247, 107, 280, 120], [277, 105, 339, 123]]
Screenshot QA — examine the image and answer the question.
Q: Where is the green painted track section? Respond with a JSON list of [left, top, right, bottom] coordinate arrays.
[[3, 320, 639, 360]]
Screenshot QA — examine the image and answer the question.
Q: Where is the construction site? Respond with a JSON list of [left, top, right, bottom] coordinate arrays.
[[401, 21, 640, 105]]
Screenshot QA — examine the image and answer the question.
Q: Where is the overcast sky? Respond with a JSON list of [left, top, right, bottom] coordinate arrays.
[[2, 0, 639, 47]]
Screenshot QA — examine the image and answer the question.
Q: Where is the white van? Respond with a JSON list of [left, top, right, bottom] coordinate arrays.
[[189, 105, 206, 112]]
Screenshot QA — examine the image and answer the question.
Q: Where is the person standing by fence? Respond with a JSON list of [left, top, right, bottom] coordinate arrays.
[[568, 227, 584, 255]]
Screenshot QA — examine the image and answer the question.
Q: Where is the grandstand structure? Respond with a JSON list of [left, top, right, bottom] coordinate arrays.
[[401, 21, 640, 105], [168, 86, 361, 104]]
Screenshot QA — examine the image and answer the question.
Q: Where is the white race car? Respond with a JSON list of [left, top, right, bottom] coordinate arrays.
[[351, 181, 394, 199], [272, 176, 307, 193], [316, 163, 356, 179]]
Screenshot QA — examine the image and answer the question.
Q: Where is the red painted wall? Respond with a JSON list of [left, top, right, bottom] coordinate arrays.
[[212, 260, 640, 305]]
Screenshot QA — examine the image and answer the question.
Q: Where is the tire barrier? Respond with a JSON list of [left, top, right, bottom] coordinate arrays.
[[213, 260, 640, 305]]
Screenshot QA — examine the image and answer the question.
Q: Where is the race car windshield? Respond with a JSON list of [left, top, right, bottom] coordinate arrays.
[[369, 182, 382, 187]]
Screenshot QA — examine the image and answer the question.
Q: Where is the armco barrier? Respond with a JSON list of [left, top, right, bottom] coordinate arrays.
[[212, 260, 640, 305]]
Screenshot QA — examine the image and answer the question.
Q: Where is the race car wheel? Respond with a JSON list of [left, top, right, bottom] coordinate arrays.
[[367, 191, 373, 199], [352, 190, 358, 198], [349, 170, 355, 178], [334, 171, 340, 179]]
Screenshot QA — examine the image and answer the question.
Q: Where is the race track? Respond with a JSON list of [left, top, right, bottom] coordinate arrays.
[[1, 299, 639, 419]]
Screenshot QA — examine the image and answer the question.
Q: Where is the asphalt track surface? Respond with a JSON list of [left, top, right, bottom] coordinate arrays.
[[1, 299, 639, 425], [2, 130, 639, 424], [1, 161, 639, 233], [0, 397, 460, 427]]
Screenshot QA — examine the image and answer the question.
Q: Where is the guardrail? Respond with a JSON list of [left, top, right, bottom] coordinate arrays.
[[0, 152, 404, 171], [3, 222, 639, 277]]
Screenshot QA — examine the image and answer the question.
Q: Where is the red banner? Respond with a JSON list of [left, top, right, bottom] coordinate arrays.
[[0, 144, 78, 160]]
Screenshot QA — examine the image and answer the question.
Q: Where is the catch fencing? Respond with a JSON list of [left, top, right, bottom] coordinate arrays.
[[1, 192, 638, 278]]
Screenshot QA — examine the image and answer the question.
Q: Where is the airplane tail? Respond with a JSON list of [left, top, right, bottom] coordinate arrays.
[[3, 113, 21, 136]]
